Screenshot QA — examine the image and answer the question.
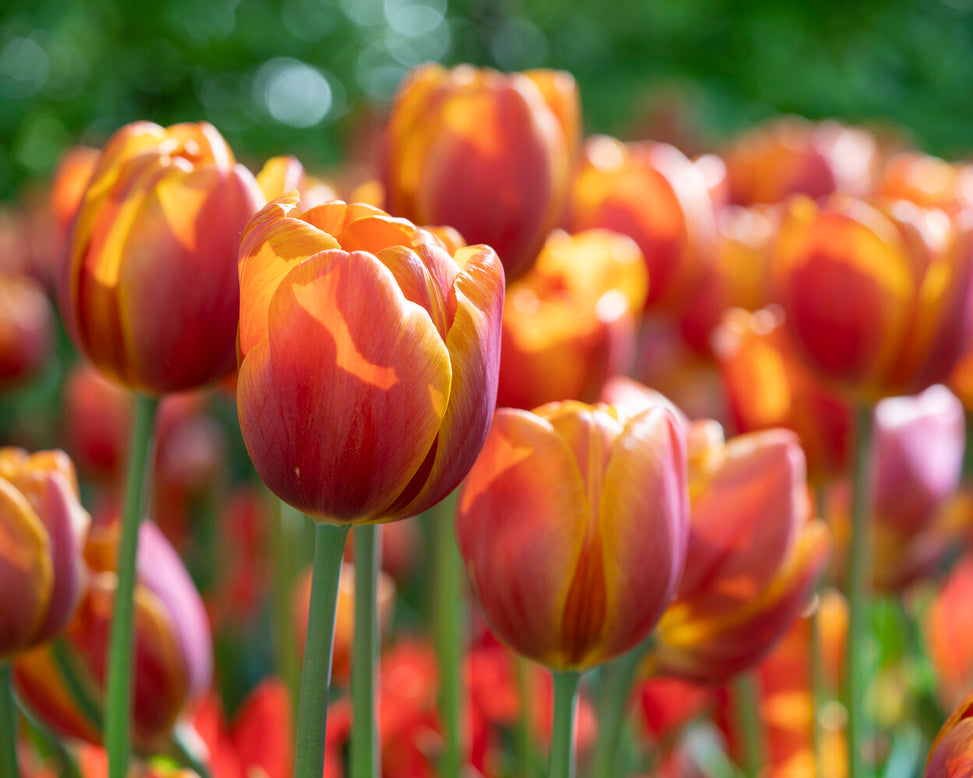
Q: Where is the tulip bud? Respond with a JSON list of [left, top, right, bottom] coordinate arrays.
[[497, 229, 647, 409], [0, 272, 54, 387], [237, 194, 504, 523], [924, 688, 973, 778], [382, 64, 578, 281], [0, 448, 89, 658], [15, 520, 212, 751], [648, 426, 831, 684], [61, 121, 265, 393], [456, 400, 690, 671], [568, 135, 717, 313]]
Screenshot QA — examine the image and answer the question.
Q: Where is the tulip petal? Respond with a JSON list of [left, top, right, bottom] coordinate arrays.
[[239, 250, 451, 521], [384, 245, 504, 519], [456, 409, 587, 667], [0, 479, 52, 657], [678, 429, 808, 612], [594, 406, 689, 664]]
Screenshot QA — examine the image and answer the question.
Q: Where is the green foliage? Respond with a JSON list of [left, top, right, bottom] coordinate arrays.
[[3, 0, 973, 200]]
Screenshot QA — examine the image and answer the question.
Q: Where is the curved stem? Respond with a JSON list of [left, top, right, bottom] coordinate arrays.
[[548, 670, 582, 778], [1, 663, 19, 778], [734, 672, 765, 777], [52, 637, 102, 729], [845, 403, 874, 778], [589, 645, 643, 777], [294, 520, 351, 778], [433, 493, 463, 778], [105, 393, 160, 778], [351, 524, 380, 778]]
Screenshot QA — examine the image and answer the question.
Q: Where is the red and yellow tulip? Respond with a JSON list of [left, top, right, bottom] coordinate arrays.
[[15, 520, 212, 751], [497, 228, 648, 409], [237, 194, 504, 523], [381, 63, 579, 281], [456, 399, 689, 671], [61, 121, 264, 393], [0, 448, 90, 658], [647, 425, 831, 684]]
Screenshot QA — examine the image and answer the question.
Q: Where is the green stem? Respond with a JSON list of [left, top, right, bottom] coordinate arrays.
[[294, 521, 351, 778], [845, 404, 874, 778], [1, 663, 19, 778], [271, 497, 305, 726], [351, 524, 380, 778], [734, 672, 765, 778], [514, 655, 537, 778], [432, 492, 463, 778], [548, 670, 582, 778], [589, 645, 643, 778], [170, 721, 212, 778], [52, 637, 102, 729], [105, 393, 160, 778]]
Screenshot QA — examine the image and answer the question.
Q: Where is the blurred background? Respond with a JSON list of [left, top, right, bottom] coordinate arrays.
[[3, 0, 973, 201]]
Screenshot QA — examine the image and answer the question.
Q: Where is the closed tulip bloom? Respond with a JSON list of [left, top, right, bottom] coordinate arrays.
[[721, 117, 878, 205], [15, 520, 212, 751], [713, 306, 854, 483], [256, 155, 337, 208], [0, 448, 90, 658], [62, 121, 264, 393], [456, 400, 690, 671], [0, 272, 54, 387], [567, 135, 717, 313], [924, 688, 973, 778], [647, 426, 831, 684], [382, 63, 578, 281], [498, 228, 648, 409], [871, 385, 966, 591], [772, 196, 973, 400], [237, 193, 504, 523]]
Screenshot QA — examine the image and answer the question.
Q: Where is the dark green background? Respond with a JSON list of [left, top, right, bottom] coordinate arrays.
[[3, 0, 973, 201]]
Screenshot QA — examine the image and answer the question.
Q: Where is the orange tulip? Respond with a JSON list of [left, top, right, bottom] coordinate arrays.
[[237, 194, 504, 523], [721, 117, 877, 206], [924, 688, 973, 778], [878, 152, 973, 214], [926, 553, 973, 711], [0, 272, 53, 387], [256, 155, 337, 208], [0, 448, 89, 658], [456, 399, 689, 671], [15, 520, 212, 751], [647, 425, 831, 684], [713, 305, 854, 483], [381, 63, 579, 281], [61, 121, 264, 393], [771, 195, 973, 400], [497, 228, 648, 408], [567, 135, 717, 313]]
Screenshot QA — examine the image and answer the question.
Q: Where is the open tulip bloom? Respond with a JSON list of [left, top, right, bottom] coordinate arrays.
[[236, 192, 504, 778]]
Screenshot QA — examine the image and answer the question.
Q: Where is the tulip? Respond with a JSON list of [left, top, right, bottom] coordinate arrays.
[[256, 155, 337, 208], [456, 399, 689, 671], [237, 193, 505, 523], [567, 135, 717, 313], [61, 120, 264, 394], [647, 425, 831, 685], [871, 385, 966, 590], [0, 448, 90, 658], [721, 117, 877, 206], [771, 195, 973, 400], [925, 553, 973, 711], [15, 519, 212, 752], [381, 63, 579, 281], [924, 688, 973, 778], [497, 228, 648, 409], [713, 305, 854, 483], [0, 272, 54, 388], [237, 193, 504, 778], [878, 152, 973, 214]]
